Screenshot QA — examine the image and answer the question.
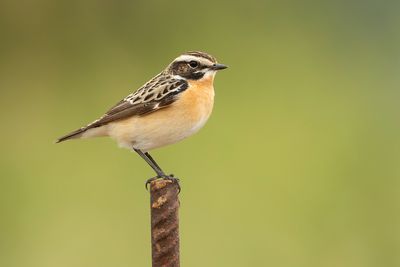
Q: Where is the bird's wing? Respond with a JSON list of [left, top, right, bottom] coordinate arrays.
[[56, 74, 188, 143], [89, 74, 188, 128]]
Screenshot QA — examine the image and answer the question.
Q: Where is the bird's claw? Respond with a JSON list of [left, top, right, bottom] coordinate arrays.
[[145, 176, 158, 190]]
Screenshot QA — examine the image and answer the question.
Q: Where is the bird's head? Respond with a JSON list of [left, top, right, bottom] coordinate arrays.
[[167, 51, 227, 81]]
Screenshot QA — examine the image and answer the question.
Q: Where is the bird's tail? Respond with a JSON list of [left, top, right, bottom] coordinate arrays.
[[56, 128, 86, 143]]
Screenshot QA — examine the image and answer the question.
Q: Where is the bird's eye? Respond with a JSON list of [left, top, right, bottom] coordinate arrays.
[[188, 61, 199, 68]]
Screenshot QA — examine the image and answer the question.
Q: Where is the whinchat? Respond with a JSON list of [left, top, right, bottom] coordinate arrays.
[[57, 51, 227, 182]]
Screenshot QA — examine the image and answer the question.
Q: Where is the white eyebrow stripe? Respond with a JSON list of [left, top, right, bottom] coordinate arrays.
[[173, 55, 214, 65]]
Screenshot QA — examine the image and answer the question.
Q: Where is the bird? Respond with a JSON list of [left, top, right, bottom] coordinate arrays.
[[56, 51, 227, 185]]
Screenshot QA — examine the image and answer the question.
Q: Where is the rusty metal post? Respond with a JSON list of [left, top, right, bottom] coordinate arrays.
[[150, 178, 180, 267]]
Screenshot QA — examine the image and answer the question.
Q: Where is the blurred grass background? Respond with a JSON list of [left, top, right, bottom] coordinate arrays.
[[1, 1, 400, 266]]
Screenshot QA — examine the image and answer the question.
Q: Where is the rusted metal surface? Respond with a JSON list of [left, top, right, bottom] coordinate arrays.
[[150, 178, 180, 267]]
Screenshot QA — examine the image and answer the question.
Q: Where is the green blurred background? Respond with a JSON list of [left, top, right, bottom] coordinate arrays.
[[1, 1, 399, 266]]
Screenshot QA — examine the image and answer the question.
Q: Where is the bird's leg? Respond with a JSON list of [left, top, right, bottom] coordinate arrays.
[[134, 148, 165, 177], [133, 148, 180, 191], [145, 151, 180, 191], [144, 152, 165, 175]]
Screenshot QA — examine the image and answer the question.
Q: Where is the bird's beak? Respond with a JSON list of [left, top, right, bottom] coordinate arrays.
[[211, 63, 228, 70]]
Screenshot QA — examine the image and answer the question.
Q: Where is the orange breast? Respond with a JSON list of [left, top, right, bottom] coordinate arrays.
[[180, 75, 215, 122], [107, 75, 215, 151]]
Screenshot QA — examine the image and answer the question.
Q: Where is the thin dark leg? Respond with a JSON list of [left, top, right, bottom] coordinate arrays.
[[144, 152, 167, 175], [134, 149, 165, 177], [134, 148, 181, 192]]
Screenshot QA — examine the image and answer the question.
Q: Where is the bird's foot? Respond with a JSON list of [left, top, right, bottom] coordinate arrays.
[[145, 174, 181, 193], [164, 175, 181, 193], [145, 176, 158, 190]]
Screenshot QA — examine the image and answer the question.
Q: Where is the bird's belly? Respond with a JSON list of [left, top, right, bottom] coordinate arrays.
[[107, 88, 214, 151], [133, 111, 209, 151]]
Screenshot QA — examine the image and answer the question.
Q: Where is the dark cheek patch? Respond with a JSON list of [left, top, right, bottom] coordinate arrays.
[[178, 64, 188, 73], [187, 71, 205, 80], [171, 61, 205, 80]]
